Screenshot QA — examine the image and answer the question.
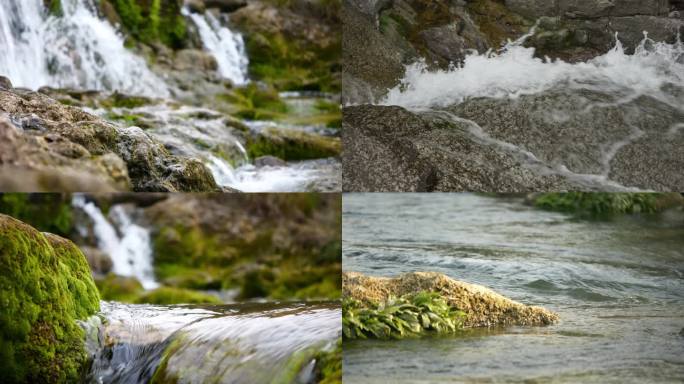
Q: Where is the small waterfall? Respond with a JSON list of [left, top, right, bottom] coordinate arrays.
[[0, 0, 168, 96], [183, 7, 249, 85], [72, 195, 158, 289]]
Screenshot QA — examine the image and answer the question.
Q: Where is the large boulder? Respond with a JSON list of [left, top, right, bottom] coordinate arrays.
[[343, 271, 559, 327], [0, 214, 100, 383], [342, 104, 573, 192], [0, 88, 219, 192]]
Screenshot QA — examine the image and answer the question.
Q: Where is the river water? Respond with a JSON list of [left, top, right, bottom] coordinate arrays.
[[343, 193, 684, 383], [84, 301, 340, 384]]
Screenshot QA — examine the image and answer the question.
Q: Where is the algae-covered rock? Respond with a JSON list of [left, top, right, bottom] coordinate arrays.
[[0, 214, 100, 383], [343, 271, 559, 327], [247, 127, 342, 161]]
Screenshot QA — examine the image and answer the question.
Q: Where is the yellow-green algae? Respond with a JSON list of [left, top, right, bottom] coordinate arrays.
[[0, 214, 100, 383]]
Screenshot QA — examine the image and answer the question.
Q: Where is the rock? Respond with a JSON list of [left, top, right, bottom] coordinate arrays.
[[343, 271, 559, 327], [0, 76, 12, 90], [172, 49, 218, 72], [80, 246, 114, 275], [0, 214, 100, 383], [505, 0, 670, 19], [185, 0, 206, 13], [248, 126, 341, 161], [204, 0, 247, 13], [342, 104, 572, 192], [0, 88, 220, 192], [254, 155, 287, 167]]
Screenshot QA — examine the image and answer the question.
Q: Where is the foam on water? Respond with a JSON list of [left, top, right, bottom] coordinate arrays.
[[184, 7, 249, 85], [72, 195, 158, 289], [0, 0, 168, 96], [383, 32, 684, 110]]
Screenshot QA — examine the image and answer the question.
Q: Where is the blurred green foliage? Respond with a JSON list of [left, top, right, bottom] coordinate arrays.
[[0, 194, 73, 236], [533, 192, 662, 217]]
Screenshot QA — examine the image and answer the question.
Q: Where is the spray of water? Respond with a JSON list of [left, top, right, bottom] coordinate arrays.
[[0, 0, 168, 96], [183, 7, 249, 85], [72, 195, 158, 289], [383, 32, 684, 110]]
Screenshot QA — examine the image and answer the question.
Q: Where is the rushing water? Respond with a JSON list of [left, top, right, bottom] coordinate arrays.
[[0, 0, 168, 96], [83, 301, 340, 384], [184, 6, 249, 85], [72, 195, 158, 289], [343, 193, 684, 383]]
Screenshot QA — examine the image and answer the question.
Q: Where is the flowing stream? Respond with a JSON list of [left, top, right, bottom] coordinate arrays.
[[82, 301, 340, 383], [72, 195, 158, 289], [377, 31, 684, 191], [343, 193, 684, 383]]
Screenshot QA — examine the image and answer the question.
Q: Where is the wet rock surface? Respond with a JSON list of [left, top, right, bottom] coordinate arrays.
[[343, 271, 560, 327], [0, 88, 219, 192]]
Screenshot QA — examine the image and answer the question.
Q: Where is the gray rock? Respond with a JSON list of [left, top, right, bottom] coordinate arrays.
[[0, 76, 12, 90], [342, 105, 572, 192]]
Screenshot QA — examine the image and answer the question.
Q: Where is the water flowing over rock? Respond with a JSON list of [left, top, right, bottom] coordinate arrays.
[[85, 301, 340, 383], [0, 0, 169, 96], [0, 86, 220, 192], [343, 271, 559, 327]]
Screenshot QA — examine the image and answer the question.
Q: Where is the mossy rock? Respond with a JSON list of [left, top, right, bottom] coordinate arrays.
[[0, 214, 100, 383], [133, 287, 222, 305], [314, 339, 342, 384], [247, 127, 341, 161], [104, 0, 187, 48], [531, 192, 683, 217], [94, 273, 144, 302], [0, 194, 73, 237]]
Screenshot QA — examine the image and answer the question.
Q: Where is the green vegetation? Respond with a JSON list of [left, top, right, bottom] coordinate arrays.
[[217, 84, 289, 120], [0, 194, 73, 236], [247, 128, 341, 161], [0, 214, 99, 383], [100, 92, 153, 109], [95, 273, 144, 302], [343, 292, 465, 340], [46, 0, 63, 17], [133, 287, 222, 305], [532, 192, 664, 217], [314, 339, 342, 384], [105, 0, 187, 48]]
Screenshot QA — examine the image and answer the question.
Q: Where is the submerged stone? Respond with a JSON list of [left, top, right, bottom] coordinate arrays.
[[0, 213, 100, 383], [343, 271, 559, 327]]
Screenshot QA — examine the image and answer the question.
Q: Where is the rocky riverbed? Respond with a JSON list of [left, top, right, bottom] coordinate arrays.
[[343, 0, 684, 192]]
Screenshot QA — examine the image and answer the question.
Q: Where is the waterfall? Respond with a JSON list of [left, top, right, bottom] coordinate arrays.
[[183, 7, 249, 85], [72, 195, 159, 289], [0, 0, 168, 96]]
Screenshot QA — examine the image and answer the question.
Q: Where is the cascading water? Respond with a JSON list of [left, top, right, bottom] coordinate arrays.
[[383, 32, 684, 109], [84, 301, 341, 384], [72, 195, 158, 289], [0, 0, 168, 96], [183, 6, 249, 85]]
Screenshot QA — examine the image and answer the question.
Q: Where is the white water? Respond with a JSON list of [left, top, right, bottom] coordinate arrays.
[[183, 7, 249, 85], [0, 0, 168, 96], [72, 195, 158, 289], [383, 33, 684, 110]]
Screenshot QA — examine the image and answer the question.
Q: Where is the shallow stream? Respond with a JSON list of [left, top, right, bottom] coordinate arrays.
[[343, 194, 684, 383]]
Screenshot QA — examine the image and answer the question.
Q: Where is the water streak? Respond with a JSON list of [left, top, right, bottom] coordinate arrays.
[[0, 0, 168, 96], [72, 195, 158, 289]]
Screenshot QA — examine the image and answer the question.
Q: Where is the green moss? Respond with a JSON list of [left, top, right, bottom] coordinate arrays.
[[466, 0, 530, 48], [46, 0, 63, 17], [0, 194, 73, 236], [106, 0, 187, 48], [0, 214, 100, 383], [101, 92, 153, 109], [218, 84, 288, 121], [105, 112, 148, 127], [314, 339, 342, 384], [134, 287, 222, 305], [247, 128, 341, 161], [532, 192, 664, 217], [342, 291, 465, 340], [94, 273, 144, 302]]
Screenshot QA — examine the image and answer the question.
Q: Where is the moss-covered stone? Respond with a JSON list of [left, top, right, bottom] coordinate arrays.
[[44, 0, 63, 17], [133, 286, 222, 305], [247, 127, 341, 161], [94, 273, 144, 302], [104, 0, 187, 48], [531, 192, 683, 217], [314, 339, 341, 384], [0, 214, 100, 383], [217, 84, 289, 121], [0, 194, 73, 237]]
